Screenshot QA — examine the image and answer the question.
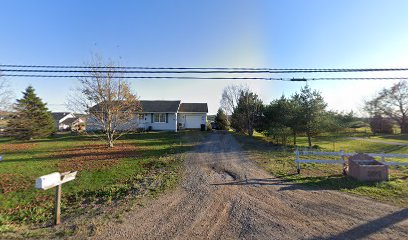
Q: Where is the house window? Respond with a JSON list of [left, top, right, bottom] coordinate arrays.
[[154, 113, 166, 123]]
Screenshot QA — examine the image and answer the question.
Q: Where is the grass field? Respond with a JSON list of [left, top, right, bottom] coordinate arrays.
[[0, 131, 204, 235], [369, 134, 408, 144], [234, 132, 408, 207]]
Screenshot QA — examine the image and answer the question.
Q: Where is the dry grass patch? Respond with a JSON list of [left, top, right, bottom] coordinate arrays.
[[51, 144, 141, 171], [0, 173, 33, 194], [0, 143, 36, 153]]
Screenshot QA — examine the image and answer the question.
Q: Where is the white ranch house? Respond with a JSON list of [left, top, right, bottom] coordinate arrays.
[[87, 100, 208, 132], [51, 112, 86, 131]]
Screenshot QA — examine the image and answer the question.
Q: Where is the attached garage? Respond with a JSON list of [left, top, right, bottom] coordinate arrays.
[[185, 115, 205, 129], [177, 103, 208, 130]]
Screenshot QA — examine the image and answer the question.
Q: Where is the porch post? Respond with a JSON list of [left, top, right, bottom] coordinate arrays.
[[174, 113, 178, 132]]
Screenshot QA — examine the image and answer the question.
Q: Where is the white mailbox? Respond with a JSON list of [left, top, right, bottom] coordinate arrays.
[[34, 171, 78, 225], [35, 172, 61, 190], [60, 171, 77, 184]]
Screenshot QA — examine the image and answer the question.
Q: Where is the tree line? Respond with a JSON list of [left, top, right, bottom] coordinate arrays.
[[1, 57, 140, 147], [216, 81, 408, 147]]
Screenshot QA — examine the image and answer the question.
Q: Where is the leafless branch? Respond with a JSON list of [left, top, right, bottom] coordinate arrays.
[[68, 56, 141, 147], [0, 78, 13, 111]]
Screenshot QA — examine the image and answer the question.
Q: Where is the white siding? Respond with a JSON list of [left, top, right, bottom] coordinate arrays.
[[142, 113, 177, 131], [86, 113, 177, 132]]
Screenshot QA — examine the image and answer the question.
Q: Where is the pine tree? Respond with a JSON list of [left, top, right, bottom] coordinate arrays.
[[231, 90, 263, 136], [215, 108, 229, 130], [8, 86, 55, 140]]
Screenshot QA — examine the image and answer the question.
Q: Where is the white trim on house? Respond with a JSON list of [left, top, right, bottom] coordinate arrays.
[[154, 113, 167, 123]]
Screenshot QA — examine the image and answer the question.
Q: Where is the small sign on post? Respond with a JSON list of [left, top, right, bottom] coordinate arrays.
[[35, 171, 77, 225]]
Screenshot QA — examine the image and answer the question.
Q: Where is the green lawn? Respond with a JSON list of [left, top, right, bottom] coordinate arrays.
[[234, 132, 408, 207], [0, 131, 204, 234], [296, 135, 408, 154], [370, 134, 408, 144]]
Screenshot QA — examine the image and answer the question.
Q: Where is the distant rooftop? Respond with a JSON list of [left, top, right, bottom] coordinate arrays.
[[51, 112, 72, 121]]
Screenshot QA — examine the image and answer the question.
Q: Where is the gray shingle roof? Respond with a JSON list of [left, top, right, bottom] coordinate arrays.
[[51, 112, 71, 121], [140, 100, 181, 113], [178, 103, 208, 113], [89, 101, 208, 113], [61, 117, 80, 126]]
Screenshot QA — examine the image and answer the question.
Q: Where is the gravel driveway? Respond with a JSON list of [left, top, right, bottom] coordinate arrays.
[[98, 132, 408, 240]]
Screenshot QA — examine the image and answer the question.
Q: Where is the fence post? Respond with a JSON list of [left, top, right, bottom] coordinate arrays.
[[296, 148, 300, 174], [340, 150, 346, 175]]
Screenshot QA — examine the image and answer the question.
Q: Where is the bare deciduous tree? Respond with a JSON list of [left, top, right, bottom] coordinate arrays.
[[0, 78, 13, 111], [220, 84, 249, 117], [364, 80, 408, 133], [69, 58, 141, 147]]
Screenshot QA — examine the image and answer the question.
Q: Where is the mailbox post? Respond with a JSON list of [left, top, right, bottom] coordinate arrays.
[[55, 184, 62, 225], [35, 171, 77, 225]]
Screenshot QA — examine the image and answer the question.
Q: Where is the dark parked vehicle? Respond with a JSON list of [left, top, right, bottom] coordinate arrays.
[[210, 122, 219, 130]]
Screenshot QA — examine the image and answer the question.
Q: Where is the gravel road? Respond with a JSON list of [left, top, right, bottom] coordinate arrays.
[[98, 132, 408, 240]]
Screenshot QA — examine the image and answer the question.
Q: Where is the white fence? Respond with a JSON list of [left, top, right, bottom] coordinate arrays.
[[295, 149, 408, 174]]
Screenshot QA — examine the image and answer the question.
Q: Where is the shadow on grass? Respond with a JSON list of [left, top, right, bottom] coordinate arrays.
[[21, 131, 183, 144], [0, 144, 193, 164], [23, 133, 95, 143], [375, 134, 408, 141], [0, 137, 13, 143], [277, 174, 378, 191]]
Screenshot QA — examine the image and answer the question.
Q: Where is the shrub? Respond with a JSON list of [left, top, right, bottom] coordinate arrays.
[[369, 115, 394, 134], [206, 122, 212, 131], [214, 108, 229, 130]]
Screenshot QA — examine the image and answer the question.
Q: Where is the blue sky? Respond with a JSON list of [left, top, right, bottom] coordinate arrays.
[[1, 0, 408, 114]]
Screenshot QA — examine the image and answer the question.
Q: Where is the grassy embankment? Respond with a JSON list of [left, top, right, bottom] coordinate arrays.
[[233, 131, 408, 207], [0, 131, 204, 237]]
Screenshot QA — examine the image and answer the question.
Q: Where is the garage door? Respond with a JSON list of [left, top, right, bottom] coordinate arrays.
[[185, 115, 202, 129]]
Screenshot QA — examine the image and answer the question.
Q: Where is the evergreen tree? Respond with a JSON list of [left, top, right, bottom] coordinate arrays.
[[292, 85, 327, 147], [231, 90, 263, 136], [215, 108, 229, 130], [8, 86, 55, 140]]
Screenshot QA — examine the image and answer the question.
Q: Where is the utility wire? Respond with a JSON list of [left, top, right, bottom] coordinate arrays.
[[0, 74, 290, 81], [2, 74, 408, 81], [2, 65, 408, 73]]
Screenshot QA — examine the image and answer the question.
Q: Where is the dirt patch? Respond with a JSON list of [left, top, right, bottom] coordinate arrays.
[[0, 173, 33, 194], [210, 166, 237, 181], [52, 144, 140, 172], [0, 143, 37, 154]]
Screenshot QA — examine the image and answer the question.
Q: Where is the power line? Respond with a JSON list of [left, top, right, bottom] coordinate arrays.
[[0, 64, 274, 70], [0, 74, 289, 81], [2, 65, 408, 74], [2, 74, 408, 81]]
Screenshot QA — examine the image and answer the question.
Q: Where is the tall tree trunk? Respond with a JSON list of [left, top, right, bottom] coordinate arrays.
[[107, 132, 114, 148], [293, 131, 297, 145], [307, 132, 312, 148], [248, 125, 254, 136], [401, 118, 408, 134]]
